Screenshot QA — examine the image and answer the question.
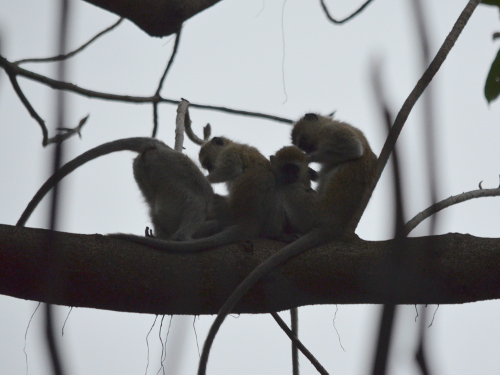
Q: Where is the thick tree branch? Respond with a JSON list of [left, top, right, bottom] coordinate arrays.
[[1, 224, 499, 315], [83, 0, 222, 37]]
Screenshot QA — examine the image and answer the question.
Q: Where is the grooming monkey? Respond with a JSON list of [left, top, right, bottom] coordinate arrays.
[[291, 112, 377, 236], [16, 138, 219, 240], [112, 137, 309, 251], [270, 145, 318, 236]]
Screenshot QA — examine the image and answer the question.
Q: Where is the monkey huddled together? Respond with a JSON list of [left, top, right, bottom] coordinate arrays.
[[111, 113, 377, 252]]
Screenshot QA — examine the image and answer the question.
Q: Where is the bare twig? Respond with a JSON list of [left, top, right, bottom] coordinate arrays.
[[50, 115, 89, 145], [175, 99, 189, 151], [319, 0, 375, 24], [184, 119, 207, 145], [15, 18, 123, 65], [152, 30, 182, 136], [6, 71, 48, 141], [404, 186, 500, 236], [271, 312, 329, 375], [156, 30, 182, 96], [346, 0, 482, 234], [0, 55, 293, 127]]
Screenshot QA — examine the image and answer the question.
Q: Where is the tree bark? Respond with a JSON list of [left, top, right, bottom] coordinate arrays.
[[83, 0, 222, 37], [1, 224, 499, 315]]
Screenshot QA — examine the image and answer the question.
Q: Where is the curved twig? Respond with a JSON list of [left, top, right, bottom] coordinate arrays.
[[271, 312, 329, 375], [346, 0, 481, 234], [14, 18, 124, 65], [404, 186, 500, 236], [156, 30, 182, 96], [319, 0, 375, 24], [16, 137, 167, 227], [0, 55, 293, 125], [6, 70, 48, 141]]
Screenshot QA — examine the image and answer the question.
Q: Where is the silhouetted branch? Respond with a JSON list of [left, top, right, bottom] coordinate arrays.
[[184, 119, 211, 145], [0, 55, 292, 140], [14, 18, 123, 65], [319, 0, 375, 24], [271, 312, 329, 375], [2, 224, 500, 314], [346, 0, 482, 234], [152, 30, 182, 136], [404, 185, 500, 236]]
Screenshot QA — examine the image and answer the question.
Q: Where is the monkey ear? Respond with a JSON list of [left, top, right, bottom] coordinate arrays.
[[304, 113, 318, 121], [269, 155, 276, 164], [308, 167, 318, 181], [327, 110, 336, 118], [211, 137, 224, 146]]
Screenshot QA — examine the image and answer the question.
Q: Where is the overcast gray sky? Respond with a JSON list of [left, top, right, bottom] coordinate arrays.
[[1, 1, 500, 374]]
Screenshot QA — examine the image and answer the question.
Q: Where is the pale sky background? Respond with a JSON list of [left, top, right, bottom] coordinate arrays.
[[1, 0, 500, 374]]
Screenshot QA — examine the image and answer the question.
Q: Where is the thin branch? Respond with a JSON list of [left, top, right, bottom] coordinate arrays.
[[6, 71, 48, 142], [50, 115, 89, 145], [319, 0, 375, 24], [6, 69, 88, 146], [0, 55, 293, 125], [156, 30, 182, 96], [290, 308, 299, 375], [346, 0, 482, 234], [270, 312, 329, 375], [184, 119, 209, 146], [175, 99, 189, 151], [152, 103, 159, 138], [14, 18, 123, 65], [404, 186, 500, 236]]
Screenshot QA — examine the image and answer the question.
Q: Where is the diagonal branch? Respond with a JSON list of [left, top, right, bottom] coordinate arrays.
[[319, 0, 375, 24], [404, 185, 500, 236], [346, 0, 482, 234], [14, 18, 123, 65], [271, 312, 329, 375]]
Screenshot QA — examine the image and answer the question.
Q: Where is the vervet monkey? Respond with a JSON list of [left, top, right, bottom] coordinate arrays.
[[291, 112, 377, 235], [270, 145, 318, 236], [112, 136, 292, 251], [16, 138, 217, 241], [132, 142, 215, 240]]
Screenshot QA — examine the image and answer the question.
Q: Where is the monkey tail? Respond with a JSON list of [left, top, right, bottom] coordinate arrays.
[[16, 137, 168, 227]]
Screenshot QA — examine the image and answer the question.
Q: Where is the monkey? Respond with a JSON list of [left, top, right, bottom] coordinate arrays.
[[291, 112, 377, 235], [131, 142, 215, 240], [111, 136, 295, 251], [270, 145, 318, 237], [16, 138, 219, 241]]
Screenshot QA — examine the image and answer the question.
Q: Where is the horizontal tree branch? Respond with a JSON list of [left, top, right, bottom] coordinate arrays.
[[84, 0, 222, 37], [1, 224, 499, 315]]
